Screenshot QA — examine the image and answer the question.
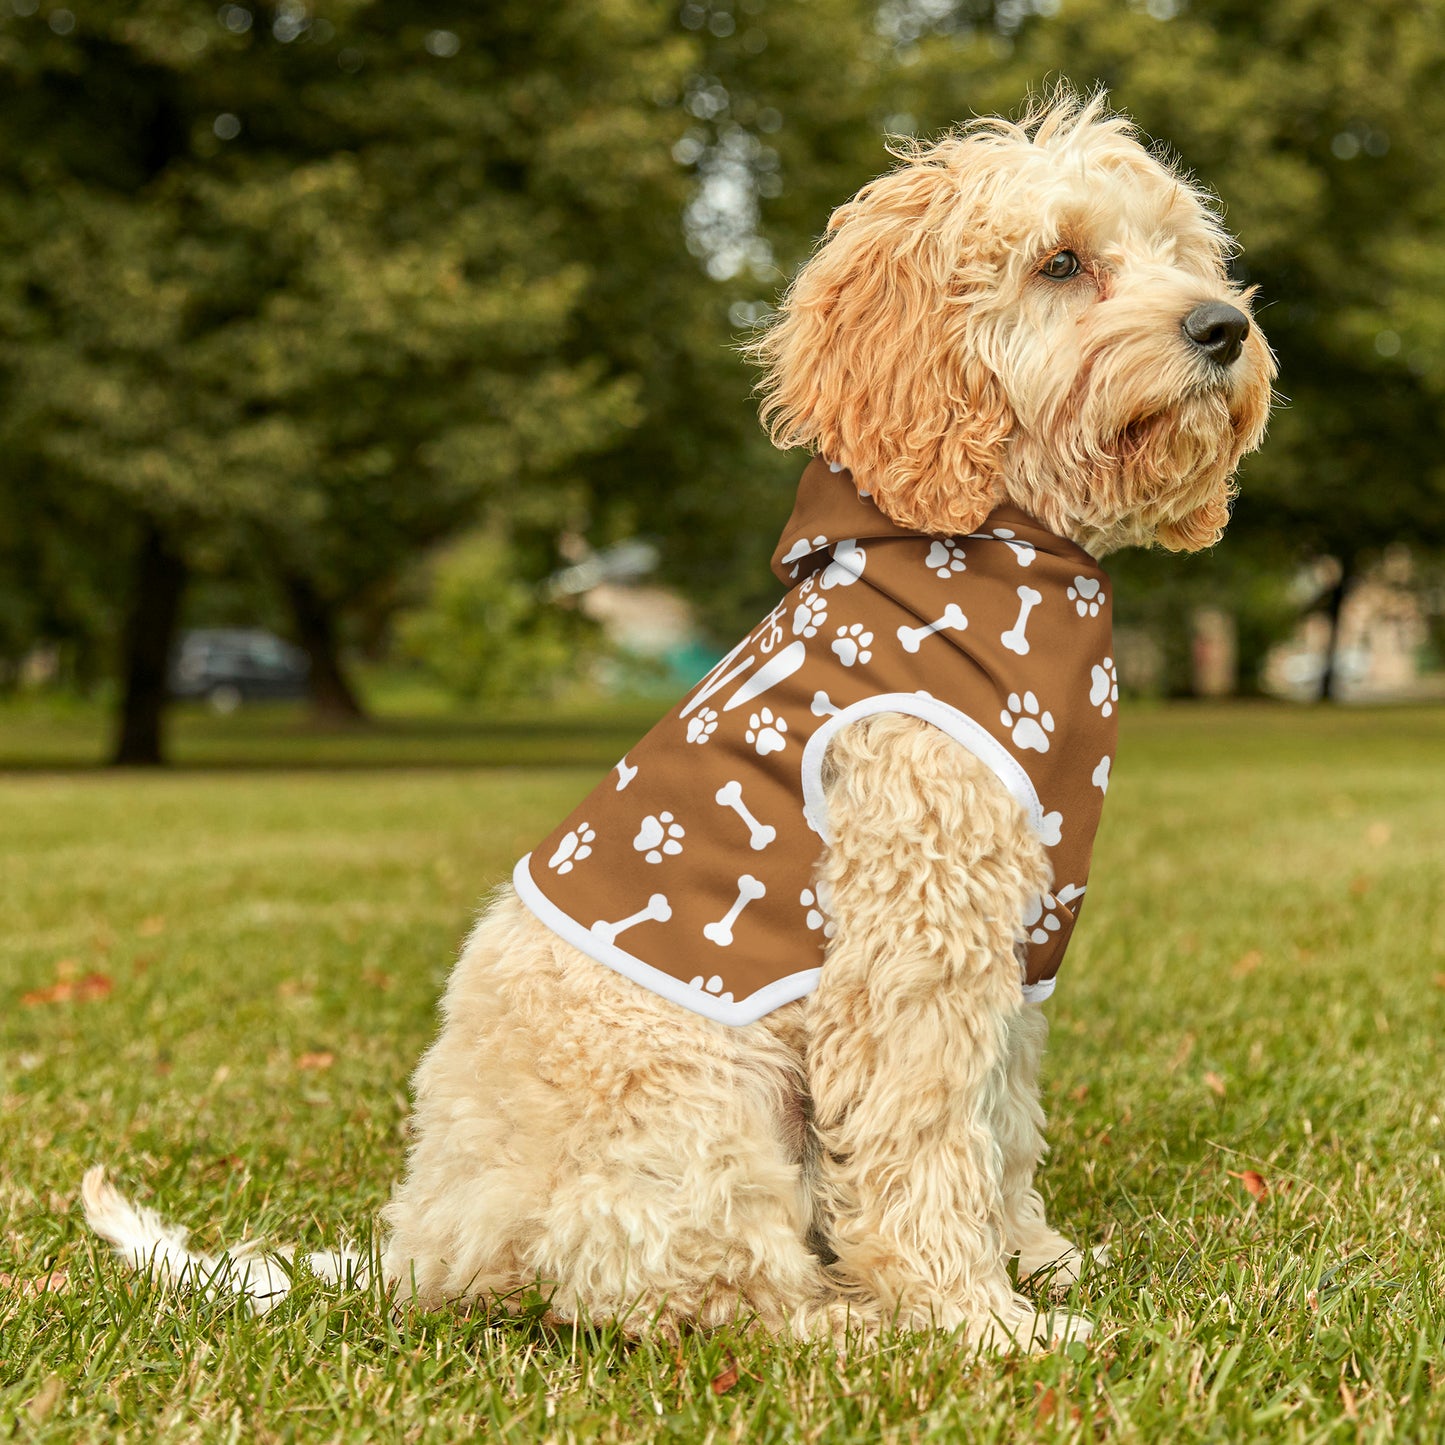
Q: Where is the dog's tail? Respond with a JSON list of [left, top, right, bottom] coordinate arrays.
[[81, 1165, 368, 1315]]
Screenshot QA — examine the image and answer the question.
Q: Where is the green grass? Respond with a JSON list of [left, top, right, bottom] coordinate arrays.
[[2, 702, 1443, 1442]]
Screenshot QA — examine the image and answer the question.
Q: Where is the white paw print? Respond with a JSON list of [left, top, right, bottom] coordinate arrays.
[[686, 707, 719, 744], [547, 822, 595, 874], [800, 886, 837, 939], [745, 708, 788, 756], [1021, 884, 1084, 947], [1068, 576, 1106, 618], [778, 533, 827, 579], [633, 811, 685, 864], [792, 590, 828, 637], [999, 691, 1054, 753], [1092, 755, 1112, 793], [687, 974, 733, 1001], [925, 539, 967, 578], [1090, 658, 1119, 717], [831, 623, 873, 667], [1021, 891, 1064, 947]]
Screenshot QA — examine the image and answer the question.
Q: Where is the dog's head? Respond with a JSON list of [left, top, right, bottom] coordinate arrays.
[[751, 90, 1275, 554]]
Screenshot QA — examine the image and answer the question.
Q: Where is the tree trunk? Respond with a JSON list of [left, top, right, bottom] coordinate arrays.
[[1317, 554, 1355, 703], [284, 572, 367, 724], [111, 523, 187, 766]]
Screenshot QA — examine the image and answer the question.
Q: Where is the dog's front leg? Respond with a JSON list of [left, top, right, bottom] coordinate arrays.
[[806, 713, 1088, 1350], [993, 1004, 1094, 1290]]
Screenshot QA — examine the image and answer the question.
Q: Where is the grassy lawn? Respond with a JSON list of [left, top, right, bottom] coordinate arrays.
[[2, 701, 1443, 1442]]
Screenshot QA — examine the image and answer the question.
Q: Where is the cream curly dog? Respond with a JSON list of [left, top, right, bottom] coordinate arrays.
[[85, 93, 1273, 1350]]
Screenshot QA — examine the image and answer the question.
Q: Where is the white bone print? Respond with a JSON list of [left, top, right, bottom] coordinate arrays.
[[590, 893, 671, 945], [991, 528, 1036, 566], [897, 603, 968, 654], [703, 874, 766, 946], [714, 779, 775, 850], [810, 690, 839, 718], [614, 758, 637, 790], [1039, 810, 1063, 847], [1000, 585, 1044, 656]]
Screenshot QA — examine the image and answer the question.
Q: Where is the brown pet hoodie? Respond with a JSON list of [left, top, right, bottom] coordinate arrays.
[[514, 459, 1118, 1025]]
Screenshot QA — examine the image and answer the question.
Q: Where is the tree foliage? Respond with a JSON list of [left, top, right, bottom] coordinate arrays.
[[3, 0, 1444, 736]]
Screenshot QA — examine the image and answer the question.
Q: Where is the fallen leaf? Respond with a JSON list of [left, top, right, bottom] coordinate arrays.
[[21, 973, 112, 1007], [1034, 1386, 1058, 1425], [1231, 950, 1263, 978], [0, 1268, 70, 1299], [1228, 1169, 1269, 1200], [138, 915, 166, 937], [710, 1356, 739, 1396], [1204, 1071, 1227, 1098], [295, 1051, 334, 1071]]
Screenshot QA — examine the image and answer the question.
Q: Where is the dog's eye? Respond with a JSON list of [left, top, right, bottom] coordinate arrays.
[[1041, 250, 1081, 280]]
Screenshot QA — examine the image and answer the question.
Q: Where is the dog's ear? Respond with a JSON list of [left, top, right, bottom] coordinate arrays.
[[750, 149, 1013, 535], [751, 149, 1011, 534]]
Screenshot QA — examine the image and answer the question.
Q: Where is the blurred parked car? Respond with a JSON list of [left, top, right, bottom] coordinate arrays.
[[169, 629, 310, 712]]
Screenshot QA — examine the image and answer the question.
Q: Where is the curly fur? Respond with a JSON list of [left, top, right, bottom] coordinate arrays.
[[85, 88, 1273, 1353]]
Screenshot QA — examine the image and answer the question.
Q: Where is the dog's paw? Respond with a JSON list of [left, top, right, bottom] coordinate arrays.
[[1019, 1240, 1111, 1295], [972, 1297, 1093, 1353]]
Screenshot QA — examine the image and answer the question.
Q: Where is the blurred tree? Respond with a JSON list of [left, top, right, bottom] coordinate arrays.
[[0, 0, 687, 758], [395, 529, 596, 706]]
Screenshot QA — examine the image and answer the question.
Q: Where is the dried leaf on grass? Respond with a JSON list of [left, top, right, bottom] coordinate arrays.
[[21, 972, 113, 1007], [710, 1355, 740, 1396], [1228, 1169, 1269, 1200], [1231, 950, 1263, 977], [0, 1268, 70, 1299], [1203, 1071, 1227, 1098], [295, 1051, 335, 1071]]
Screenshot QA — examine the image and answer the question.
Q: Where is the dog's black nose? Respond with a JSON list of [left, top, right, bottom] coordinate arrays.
[[1182, 302, 1250, 367]]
